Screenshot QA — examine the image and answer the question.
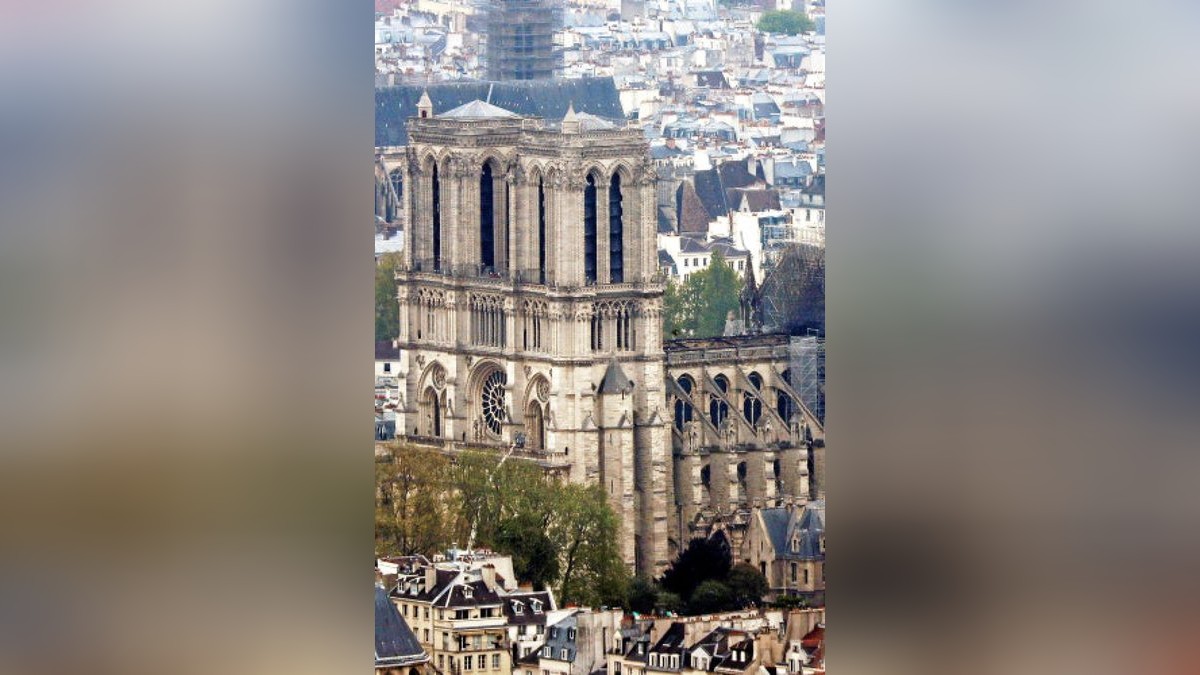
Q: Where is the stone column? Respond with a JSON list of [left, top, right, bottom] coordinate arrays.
[[597, 175, 611, 285]]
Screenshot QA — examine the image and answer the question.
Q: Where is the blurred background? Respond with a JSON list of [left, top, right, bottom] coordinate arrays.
[[2, 0, 1199, 672]]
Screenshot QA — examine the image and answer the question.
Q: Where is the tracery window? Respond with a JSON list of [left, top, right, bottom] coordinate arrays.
[[481, 370, 507, 437]]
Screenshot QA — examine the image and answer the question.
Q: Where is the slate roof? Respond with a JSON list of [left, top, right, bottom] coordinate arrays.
[[503, 592, 553, 625], [676, 181, 713, 234], [730, 188, 782, 212], [760, 499, 824, 560], [690, 627, 754, 672], [376, 77, 625, 146], [598, 359, 634, 395], [441, 99, 520, 119], [376, 585, 428, 669], [543, 614, 579, 662], [694, 70, 729, 89], [650, 622, 687, 655]]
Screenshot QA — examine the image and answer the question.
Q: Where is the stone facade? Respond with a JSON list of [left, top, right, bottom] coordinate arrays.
[[387, 100, 823, 577]]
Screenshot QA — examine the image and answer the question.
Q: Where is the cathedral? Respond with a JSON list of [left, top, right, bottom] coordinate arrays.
[[382, 94, 823, 575]]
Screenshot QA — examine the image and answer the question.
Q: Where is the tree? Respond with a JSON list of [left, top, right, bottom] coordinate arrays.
[[550, 483, 627, 608], [659, 536, 732, 601], [375, 444, 454, 556], [726, 563, 770, 608], [375, 252, 402, 342], [663, 251, 744, 338], [626, 577, 659, 614], [688, 580, 735, 614], [757, 10, 814, 36], [496, 514, 560, 590], [656, 591, 685, 615]]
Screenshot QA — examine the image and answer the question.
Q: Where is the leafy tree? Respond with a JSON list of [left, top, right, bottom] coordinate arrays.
[[726, 563, 769, 608], [757, 10, 814, 36], [496, 514, 560, 590], [688, 580, 735, 614], [627, 576, 659, 614], [663, 251, 744, 338], [550, 483, 627, 608], [660, 536, 732, 601], [656, 591, 685, 615], [375, 252, 402, 342], [375, 444, 454, 556]]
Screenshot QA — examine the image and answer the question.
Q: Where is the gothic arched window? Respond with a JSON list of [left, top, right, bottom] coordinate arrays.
[[537, 178, 547, 284], [609, 173, 624, 282], [431, 163, 442, 270], [480, 163, 495, 271], [583, 173, 598, 283]]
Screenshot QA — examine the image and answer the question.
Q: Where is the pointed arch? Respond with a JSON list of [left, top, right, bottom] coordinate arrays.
[[583, 170, 600, 284], [608, 171, 625, 283]]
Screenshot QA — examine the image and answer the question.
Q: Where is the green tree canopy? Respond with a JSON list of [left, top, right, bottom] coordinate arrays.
[[659, 536, 732, 601], [377, 446, 628, 606], [726, 563, 770, 608], [757, 10, 814, 36], [375, 444, 454, 556], [375, 252, 402, 342], [688, 580, 735, 614], [663, 251, 744, 339]]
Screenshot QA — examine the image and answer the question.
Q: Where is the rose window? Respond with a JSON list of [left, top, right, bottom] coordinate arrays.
[[481, 370, 507, 436]]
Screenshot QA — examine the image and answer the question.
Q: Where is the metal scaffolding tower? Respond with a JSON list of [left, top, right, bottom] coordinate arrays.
[[789, 332, 825, 424], [485, 0, 563, 81]]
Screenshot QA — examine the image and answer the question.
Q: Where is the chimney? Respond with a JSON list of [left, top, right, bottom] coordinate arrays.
[[425, 565, 438, 591], [481, 564, 497, 591]]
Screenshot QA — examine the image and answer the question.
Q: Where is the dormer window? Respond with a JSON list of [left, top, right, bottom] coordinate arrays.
[[530, 599, 543, 614], [567, 628, 576, 641], [463, 586, 474, 599], [513, 601, 524, 615]]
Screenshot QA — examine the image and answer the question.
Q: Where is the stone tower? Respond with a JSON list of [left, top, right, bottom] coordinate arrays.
[[393, 99, 671, 574]]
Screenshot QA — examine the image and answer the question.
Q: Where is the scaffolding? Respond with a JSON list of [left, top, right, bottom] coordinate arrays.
[[485, 0, 563, 81], [789, 332, 825, 424]]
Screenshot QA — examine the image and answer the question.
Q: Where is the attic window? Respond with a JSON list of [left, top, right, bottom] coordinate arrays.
[[463, 586, 474, 599], [513, 601, 524, 614], [530, 599, 542, 613]]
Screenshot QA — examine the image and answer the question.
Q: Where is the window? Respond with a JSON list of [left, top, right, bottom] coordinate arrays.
[[584, 173, 598, 283], [804, 568, 810, 585], [561, 649, 569, 661], [439, 655, 444, 669], [403, 603, 409, 617], [537, 178, 547, 283], [790, 563, 798, 583], [480, 163, 495, 270], [424, 629, 430, 642], [543, 647, 552, 658], [425, 607, 430, 619], [493, 654, 501, 669], [455, 609, 470, 620], [465, 656, 473, 670], [383, 362, 391, 373], [513, 601, 524, 615], [567, 628, 576, 641], [432, 163, 442, 269], [549, 627, 558, 639], [609, 173, 624, 282]]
